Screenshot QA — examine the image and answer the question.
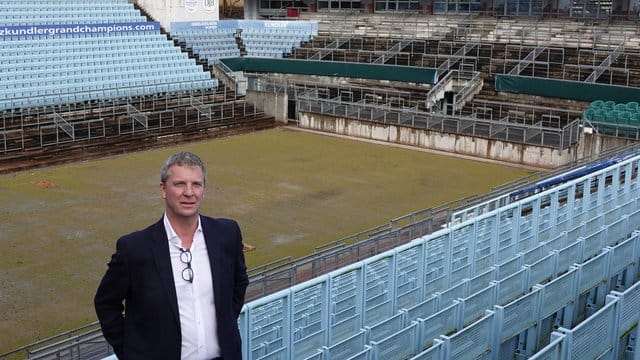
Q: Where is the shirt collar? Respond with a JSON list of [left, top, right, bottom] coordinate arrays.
[[163, 213, 202, 248]]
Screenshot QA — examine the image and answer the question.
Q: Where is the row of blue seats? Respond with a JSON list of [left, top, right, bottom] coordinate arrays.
[[1, 75, 216, 100], [0, 0, 126, 3], [0, 54, 190, 72], [247, 44, 294, 52], [3, 39, 169, 51], [242, 33, 312, 42], [0, 16, 147, 26], [0, 79, 218, 111], [172, 28, 236, 36], [2, 11, 138, 18], [4, 48, 183, 63], [243, 27, 315, 35], [4, 49, 178, 62], [191, 43, 238, 51], [243, 37, 304, 45], [174, 32, 236, 40], [182, 37, 236, 46], [3, 63, 202, 83], [243, 41, 307, 52], [0, 31, 160, 41], [204, 51, 241, 62], [246, 50, 290, 58], [3, 42, 174, 55], [0, 3, 132, 9], [3, 34, 168, 46]]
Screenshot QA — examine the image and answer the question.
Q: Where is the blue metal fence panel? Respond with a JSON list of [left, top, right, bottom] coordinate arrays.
[[450, 224, 473, 284], [366, 311, 405, 344], [364, 256, 393, 327], [330, 267, 363, 345], [237, 153, 640, 360], [324, 329, 366, 360], [460, 284, 496, 327], [496, 269, 527, 305], [528, 333, 565, 360], [408, 339, 444, 360], [346, 345, 371, 360], [473, 215, 497, 274], [395, 244, 423, 311], [371, 322, 419, 360], [582, 227, 606, 260], [575, 251, 609, 296], [415, 303, 461, 351], [437, 281, 468, 311], [495, 253, 523, 281], [556, 241, 582, 277], [496, 289, 540, 343], [544, 232, 567, 256], [405, 295, 437, 323], [441, 311, 494, 360], [559, 300, 617, 359], [497, 207, 518, 263], [537, 269, 577, 321], [611, 280, 640, 340], [424, 233, 449, 295], [467, 267, 495, 295], [608, 234, 639, 286], [522, 244, 547, 268], [526, 252, 556, 287]]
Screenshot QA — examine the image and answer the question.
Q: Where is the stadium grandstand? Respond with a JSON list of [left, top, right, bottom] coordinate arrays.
[[3, 0, 640, 358]]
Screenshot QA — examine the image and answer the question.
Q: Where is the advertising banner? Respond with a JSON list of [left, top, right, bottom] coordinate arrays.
[[0, 22, 160, 38]]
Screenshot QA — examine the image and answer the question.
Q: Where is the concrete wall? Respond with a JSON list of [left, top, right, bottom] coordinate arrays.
[[579, 132, 639, 159], [299, 112, 578, 168], [245, 73, 636, 167], [247, 90, 288, 123], [136, 0, 219, 31]]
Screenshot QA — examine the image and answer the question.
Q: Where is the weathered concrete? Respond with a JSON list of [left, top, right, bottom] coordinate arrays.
[[578, 132, 639, 159], [245, 79, 637, 168], [247, 90, 288, 123], [299, 112, 578, 169]]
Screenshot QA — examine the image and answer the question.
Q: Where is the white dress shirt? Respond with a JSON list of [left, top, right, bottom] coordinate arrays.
[[164, 214, 221, 360]]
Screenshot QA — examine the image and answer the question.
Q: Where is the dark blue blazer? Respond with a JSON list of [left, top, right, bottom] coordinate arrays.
[[94, 216, 249, 360]]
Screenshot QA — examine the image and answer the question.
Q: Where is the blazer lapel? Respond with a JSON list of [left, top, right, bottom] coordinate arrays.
[[202, 217, 223, 302], [150, 219, 180, 325]]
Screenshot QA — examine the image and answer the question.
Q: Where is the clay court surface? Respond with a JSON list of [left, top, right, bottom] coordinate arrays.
[[0, 128, 533, 352]]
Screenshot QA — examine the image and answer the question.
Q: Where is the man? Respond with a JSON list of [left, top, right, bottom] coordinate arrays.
[[95, 151, 249, 360]]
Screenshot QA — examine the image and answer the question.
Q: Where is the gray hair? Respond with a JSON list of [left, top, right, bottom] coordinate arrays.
[[160, 151, 206, 184]]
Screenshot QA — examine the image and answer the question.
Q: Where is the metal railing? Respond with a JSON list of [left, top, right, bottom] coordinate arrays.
[[297, 87, 581, 150]]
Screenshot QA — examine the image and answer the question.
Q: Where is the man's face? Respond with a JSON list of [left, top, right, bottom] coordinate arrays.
[[160, 164, 205, 222]]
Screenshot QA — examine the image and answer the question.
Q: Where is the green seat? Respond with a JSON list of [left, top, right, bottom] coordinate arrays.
[[593, 109, 607, 122], [606, 110, 619, 123], [618, 111, 631, 125], [618, 111, 634, 137], [629, 114, 640, 139], [603, 100, 616, 110], [614, 103, 627, 112], [603, 110, 619, 135], [626, 101, 638, 112], [583, 108, 595, 121], [590, 99, 604, 109]]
